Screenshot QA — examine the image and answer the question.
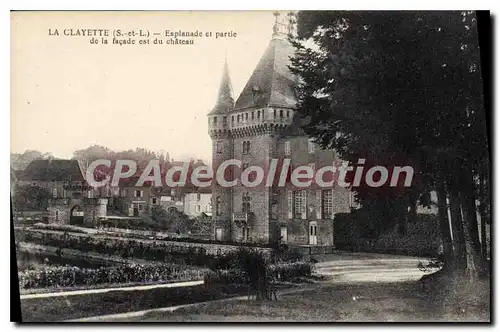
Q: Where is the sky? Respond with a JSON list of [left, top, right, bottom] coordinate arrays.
[[11, 11, 279, 163]]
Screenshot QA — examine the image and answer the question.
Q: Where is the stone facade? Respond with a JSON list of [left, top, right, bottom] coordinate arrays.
[[207, 12, 352, 247], [16, 159, 108, 226], [183, 192, 212, 218]]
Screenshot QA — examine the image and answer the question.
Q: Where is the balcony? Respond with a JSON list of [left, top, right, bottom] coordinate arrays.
[[232, 212, 254, 228]]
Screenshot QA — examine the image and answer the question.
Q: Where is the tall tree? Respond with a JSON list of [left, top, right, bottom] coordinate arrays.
[[290, 11, 489, 278]]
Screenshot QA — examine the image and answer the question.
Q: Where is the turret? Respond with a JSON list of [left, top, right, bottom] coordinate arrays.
[[208, 58, 234, 137]]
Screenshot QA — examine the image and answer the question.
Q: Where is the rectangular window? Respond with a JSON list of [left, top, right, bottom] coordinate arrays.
[[87, 190, 94, 198], [245, 113, 248, 120], [284, 141, 291, 155], [152, 197, 157, 205], [213, 117, 217, 125], [242, 193, 251, 213], [134, 189, 142, 198], [55, 210, 59, 221], [242, 141, 250, 154], [196, 205, 201, 213], [294, 190, 307, 219], [139, 204, 144, 211], [216, 141, 223, 153], [257, 110, 261, 118], [287, 190, 293, 219], [232, 116, 234, 124], [287, 110, 290, 118], [52, 188, 58, 198], [216, 196, 221, 216], [322, 190, 333, 219], [243, 227, 250, 241], [273, 109, 277, 119], [223, 116, 227, 125], [237, 114, 240, 122], [280, 110, 283, 118], [197, 193, 201, 201], [92, 210, 96, 221], [252, 112, 255, 120], [308, 139, 315, 154], [62, 189, 67, 198]]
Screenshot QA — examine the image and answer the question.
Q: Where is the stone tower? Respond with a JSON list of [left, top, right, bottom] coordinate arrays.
[[208, 11, 298, 243], [208, 58, 235, 241]]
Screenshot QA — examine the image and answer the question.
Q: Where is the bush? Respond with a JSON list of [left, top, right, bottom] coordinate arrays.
[[18, 262, 205, 290], [205, 247, 313, 289], [31, 223, 88, 234]]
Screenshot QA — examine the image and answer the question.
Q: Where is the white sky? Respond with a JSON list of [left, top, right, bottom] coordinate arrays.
[[11, 11, 278, 162]]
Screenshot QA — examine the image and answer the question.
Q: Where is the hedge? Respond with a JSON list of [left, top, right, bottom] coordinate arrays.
[[334, 212, 440, 256], [31, 223, 88, 234], [15, 228, 271, 269], [18, 262, 205, 290]]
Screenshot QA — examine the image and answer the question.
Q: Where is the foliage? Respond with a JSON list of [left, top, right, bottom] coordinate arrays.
[[16, 228, 271, 268], [290, 11, 489, 274], [13, 184, 51, 212], [11, 150, 53, 170], [18, 262, 204, 290], [31, 223, 88, 234], [334, 212, 441, 256], [150, 205, 191, 233]]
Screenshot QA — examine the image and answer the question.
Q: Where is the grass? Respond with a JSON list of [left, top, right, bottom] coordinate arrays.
[[113, 280, 490, 322], [20, 283, 250, 322]]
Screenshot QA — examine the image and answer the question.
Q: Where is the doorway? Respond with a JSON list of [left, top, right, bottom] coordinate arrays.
[[309, 221, 317, 245], [70, 205, 84, 225], [215, 227, 223, 241]]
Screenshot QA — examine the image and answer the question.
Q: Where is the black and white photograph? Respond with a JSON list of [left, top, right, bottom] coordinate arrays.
[[9, 9, 491, 323]]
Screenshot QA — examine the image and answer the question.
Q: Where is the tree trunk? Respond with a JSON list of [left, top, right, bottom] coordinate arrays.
[[448, 189, 467, 270], [437, 184, 454, 268], [478, 173, 489, 260], [459, 191, 483, 281]]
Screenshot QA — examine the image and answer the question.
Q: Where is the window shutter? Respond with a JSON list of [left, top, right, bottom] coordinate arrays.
[[316, 190, 322, 219], [301, 190, 307, 220], [287, 190, 293, 219]]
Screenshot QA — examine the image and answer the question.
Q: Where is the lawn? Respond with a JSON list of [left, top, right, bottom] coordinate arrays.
[[112, 280, 490, 322], [20, 283, 251, 322]]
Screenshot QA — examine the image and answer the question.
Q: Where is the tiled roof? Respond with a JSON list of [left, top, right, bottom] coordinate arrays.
[[18, 159, 85, 182], [233, 37, 297, 111], [208, 60, 234, 115]]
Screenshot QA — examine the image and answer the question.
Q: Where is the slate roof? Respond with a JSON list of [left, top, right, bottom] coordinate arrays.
[[208, 60, 235, 115], [233, 36, 297, 111], [18, 159, 85, 182]]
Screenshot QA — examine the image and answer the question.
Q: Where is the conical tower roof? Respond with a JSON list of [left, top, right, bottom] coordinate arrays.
[[208, 59, 234, 115], [234, 11, 297, 111]]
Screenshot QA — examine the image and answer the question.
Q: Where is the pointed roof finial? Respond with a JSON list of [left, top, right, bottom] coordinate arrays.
[[272, 10, 296, 39]]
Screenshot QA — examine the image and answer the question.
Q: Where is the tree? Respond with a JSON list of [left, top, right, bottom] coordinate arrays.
[[150, 205, 190, 233], [13, 184, 51, 213], [290, 11, 489, 279]]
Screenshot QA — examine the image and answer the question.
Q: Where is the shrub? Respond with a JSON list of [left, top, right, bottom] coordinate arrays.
[[31, 223, 88, 234], [18, 262, 206, 290]]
